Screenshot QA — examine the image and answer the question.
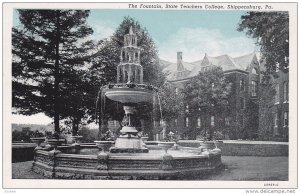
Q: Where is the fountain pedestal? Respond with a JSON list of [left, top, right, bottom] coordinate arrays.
[[110, 106, 149, 153]]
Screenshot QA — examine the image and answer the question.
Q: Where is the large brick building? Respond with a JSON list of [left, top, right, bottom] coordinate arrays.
[[161, 52, 261, 139]]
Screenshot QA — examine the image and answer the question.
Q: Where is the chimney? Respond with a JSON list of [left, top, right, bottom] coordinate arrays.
[[177, 52, 183, 71]]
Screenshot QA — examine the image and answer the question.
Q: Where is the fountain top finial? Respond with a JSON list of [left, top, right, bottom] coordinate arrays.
[[129, 26, 134, 35]]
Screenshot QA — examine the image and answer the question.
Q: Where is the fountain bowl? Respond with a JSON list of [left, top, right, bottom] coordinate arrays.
[[32, 143, 222, 180], [103, 84, 156, 104]]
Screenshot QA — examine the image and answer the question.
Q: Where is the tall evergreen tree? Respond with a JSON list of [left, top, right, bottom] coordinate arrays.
[[12, 10, 93, 134], [238, 12, 289, 73]]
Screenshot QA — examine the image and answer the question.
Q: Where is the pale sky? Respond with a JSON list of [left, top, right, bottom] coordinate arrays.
[[12, 9, 258, 124], [87, 9, 258, 62]]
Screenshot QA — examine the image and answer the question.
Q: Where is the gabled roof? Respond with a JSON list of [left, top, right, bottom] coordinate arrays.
[[160, 59, 195, 80], [234, 52, 257, 71], [161, 52, 259, 81]]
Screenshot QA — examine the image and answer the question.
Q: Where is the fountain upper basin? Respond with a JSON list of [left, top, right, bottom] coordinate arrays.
[[103, 84, 156, 104]]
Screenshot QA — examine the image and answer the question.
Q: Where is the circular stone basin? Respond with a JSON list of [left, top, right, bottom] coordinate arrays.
[[104, 87, 155, 104], [32, 144, 222, 180]]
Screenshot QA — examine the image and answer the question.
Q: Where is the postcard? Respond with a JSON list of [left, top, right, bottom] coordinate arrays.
[[2, 2, 297, 190]]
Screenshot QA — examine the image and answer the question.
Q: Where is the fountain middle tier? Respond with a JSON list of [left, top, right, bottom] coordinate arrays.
[[102, 83, 156, 104]]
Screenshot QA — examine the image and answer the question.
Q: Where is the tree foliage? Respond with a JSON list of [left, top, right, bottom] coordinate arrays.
[[182, 67, 232, 113], [158, 82, 184, 122], [181, 67, 232, 139], [238, 12, 289, 73], [104, 16, 166, 87], [257, 73, 277, 140], [12, 10, 93, 133]]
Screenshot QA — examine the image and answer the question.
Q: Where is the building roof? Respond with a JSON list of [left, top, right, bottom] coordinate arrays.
[[234, 52, 256, 71], [160, 59, 195, 80], [162, 52, 259, 81]]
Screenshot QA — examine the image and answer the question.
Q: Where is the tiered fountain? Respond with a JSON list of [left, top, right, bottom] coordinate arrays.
[[32, 27, 223, 180]]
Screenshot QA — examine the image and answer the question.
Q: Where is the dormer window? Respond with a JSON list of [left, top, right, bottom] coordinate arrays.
[[252, 68, 258, 75]]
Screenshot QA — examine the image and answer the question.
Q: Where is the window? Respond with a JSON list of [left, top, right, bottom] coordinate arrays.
[[284, 112, 288, 127], [274, 112, 279, 127], [240, 97, 245, 109], [251, 81, 257, 97], [185, 117, 189, 127], [185, 105, 189, 113], [225, 117, 230, 126], [275, 63, 279, 72], [283, 82, 288, 102], [211, 116, 215, 127], [240, 79, 245, 91], [202, 66, 210, 72], [197, 117, 201, 127], [252, 68, 258, 75], [275, 84, 280, 104], [240, 115, 244, 127]]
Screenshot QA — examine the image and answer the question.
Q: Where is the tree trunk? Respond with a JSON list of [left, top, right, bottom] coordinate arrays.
[[72, 116, 76, 135], [54, 11, 60, 134]]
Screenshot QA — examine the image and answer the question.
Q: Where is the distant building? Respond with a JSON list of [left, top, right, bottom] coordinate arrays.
[[161, 52, 260, 139]]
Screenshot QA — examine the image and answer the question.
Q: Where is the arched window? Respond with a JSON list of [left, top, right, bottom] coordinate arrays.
[[240, 79, 245, 91], [283, 112, 288, 127], [185, 117, 189, 127], [251, 81, 257, 97], [225, 117, 230, 126], [197, 117, 201, 127], [275, 84, 280, 104], [283, 82, 288, 102], [211, 116, 215, 127], [252, 68, 258, 74]]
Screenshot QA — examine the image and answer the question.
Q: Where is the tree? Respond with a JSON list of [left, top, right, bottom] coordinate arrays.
[[12, 10, 93, 134], [238, 12, 289, 73], [181, 67, 232, 139], [257, 73, 277, 140], [158, 82, 184, 127]]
